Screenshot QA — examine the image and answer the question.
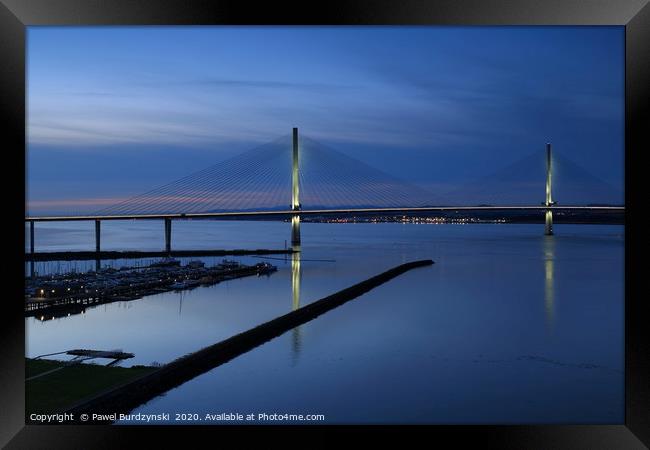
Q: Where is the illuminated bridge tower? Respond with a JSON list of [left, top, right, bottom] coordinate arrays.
[[291, 127, 301, 246], [544, 143, 556, 236]]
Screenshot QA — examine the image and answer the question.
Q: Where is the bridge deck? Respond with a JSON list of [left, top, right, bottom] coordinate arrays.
[[25, 206, 625, 222]]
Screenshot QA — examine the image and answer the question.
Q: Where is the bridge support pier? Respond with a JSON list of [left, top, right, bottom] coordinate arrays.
[[164, 218, 172, 254], [29, 220, 35, 278], [30, 220, 35, 254], [95, 220, 102, 272], [95, 219, 101, 253], [291, 215, 301, 246], [545, 210, 553, 236]]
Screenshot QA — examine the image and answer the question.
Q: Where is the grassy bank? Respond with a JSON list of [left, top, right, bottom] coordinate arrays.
[[26, 358, 155, 414]]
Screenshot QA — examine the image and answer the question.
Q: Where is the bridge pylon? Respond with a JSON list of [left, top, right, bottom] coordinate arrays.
[[291, 127, 301, 246], [544, 143, 556, 235]]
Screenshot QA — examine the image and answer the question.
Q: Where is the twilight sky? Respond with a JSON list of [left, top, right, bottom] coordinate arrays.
[[27, 26, 624, 215]]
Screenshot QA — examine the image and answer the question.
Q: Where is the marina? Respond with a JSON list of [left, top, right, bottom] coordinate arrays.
[[25, 257, 278, 318]]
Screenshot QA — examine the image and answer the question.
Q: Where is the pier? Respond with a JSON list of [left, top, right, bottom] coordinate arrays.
[[27, 350, 135, 381]]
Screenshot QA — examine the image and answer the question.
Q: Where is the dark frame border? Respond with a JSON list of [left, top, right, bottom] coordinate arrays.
[[1, 1, 648, 448]]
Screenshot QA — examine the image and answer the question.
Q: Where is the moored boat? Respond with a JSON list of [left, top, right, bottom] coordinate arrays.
[[151, 257, 181, 268]]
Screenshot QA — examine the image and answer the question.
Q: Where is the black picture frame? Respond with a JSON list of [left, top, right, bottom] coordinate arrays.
[[1, 1, 647, 448]]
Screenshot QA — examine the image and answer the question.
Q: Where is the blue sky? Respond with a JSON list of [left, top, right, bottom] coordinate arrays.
[[27, 26, 624, 214]]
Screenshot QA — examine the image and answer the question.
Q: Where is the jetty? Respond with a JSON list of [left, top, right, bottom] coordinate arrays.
[[27, 349, 135, 381]]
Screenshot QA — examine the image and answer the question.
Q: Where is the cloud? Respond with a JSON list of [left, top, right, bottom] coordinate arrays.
[[172, 78, 354, 92]]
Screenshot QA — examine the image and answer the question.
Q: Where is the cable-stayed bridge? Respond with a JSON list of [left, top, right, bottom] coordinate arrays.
[[25, 128, 624, 254]]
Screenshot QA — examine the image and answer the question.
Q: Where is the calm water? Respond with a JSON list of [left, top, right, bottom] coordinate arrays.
[[25, 220, 625, 424]]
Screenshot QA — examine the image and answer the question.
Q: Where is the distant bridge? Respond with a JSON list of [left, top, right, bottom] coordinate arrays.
[[25, 205, 624, 222], [25, 128, 624, 258]]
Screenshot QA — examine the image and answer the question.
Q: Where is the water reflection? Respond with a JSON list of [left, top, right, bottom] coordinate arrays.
[[291, 246, 302, 364], [543, 236, 555, 334], [27, 222, 624, 423]]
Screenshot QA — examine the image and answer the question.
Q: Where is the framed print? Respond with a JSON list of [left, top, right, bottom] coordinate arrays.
[[1, 1, 648, 448]]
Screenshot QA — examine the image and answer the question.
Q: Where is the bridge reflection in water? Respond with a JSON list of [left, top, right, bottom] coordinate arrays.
[[291, 246, 302, 364], [543, 236, 555, 334]]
